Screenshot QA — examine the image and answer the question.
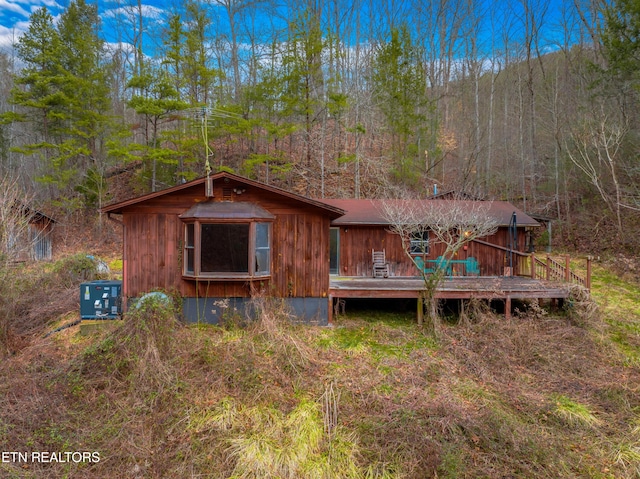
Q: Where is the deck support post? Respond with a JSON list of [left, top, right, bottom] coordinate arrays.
[[505, 296, 511, 321], [417, 294, 424, 326]]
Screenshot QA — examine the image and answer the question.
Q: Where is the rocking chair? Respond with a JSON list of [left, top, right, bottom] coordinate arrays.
[[372, 249, 390, 278]]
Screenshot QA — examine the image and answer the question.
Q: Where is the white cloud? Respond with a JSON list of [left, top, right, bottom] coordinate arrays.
[[102, 4, 165, 21], [0, 0, 30, 17], [0, 22, 27, 53], [0, 0, 64, 50]]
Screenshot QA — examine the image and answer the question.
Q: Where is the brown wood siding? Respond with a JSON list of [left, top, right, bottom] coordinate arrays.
[[121, 185, 331, 300], [337, 226, 531, 277], [271, 213, 329, 298]]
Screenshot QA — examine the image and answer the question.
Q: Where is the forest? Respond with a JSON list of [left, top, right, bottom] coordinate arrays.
[[0, 0, 639, 251]]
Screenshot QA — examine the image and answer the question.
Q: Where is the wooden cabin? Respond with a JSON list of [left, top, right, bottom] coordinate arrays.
[[322, 199, 539, 278], [102, 172, 344, 324], [102, 171, 543, 324]]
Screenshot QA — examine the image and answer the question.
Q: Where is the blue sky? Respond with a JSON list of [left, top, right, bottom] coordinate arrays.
[[0, 0, 286, 58], [0, 0, 61, 50], [0, 0, 594, 60], [0, 0, 169, 52]]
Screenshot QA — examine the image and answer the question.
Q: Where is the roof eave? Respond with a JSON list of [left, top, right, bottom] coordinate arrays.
[[101, 171, 346, 218]]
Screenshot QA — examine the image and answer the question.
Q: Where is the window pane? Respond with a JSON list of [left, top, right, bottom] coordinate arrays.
[[201, 223, 249, 273], [255, 223, 270, 273], [186, 223, 194, 247], [184, 223, 195, 274], [186, 249, 194, 273], [329, 228, 339, 274], [410, 231, 429, 254], [255, 249, 269, 273], [256, 222, 269, 248]]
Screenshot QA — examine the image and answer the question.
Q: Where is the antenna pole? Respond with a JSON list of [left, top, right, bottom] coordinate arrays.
[[201, 107, 213, 176]]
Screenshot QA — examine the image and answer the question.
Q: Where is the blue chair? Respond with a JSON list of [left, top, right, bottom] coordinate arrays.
[[412, 256, 435, 275], [466, 257, 480, 276], [435, 256, 452, 276]]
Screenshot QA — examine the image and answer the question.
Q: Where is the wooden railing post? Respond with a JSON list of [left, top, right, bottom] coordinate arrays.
[[531, 253, 536, 279], [546, 255, 551, 281], [565, 255, 570, 282]]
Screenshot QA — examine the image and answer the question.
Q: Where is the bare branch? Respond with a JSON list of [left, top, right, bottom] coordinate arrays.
[[380, 196, 499, 328], [380, 198, 499, 259], [565, 111, 628, 236], [0, 175, 37, 265]]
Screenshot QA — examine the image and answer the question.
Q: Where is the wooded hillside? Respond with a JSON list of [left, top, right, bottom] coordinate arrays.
[[0, 0, 639, 251]]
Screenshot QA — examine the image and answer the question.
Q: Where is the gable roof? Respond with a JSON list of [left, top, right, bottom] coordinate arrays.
[[13, 202, 56, 225], [321, 199, 540, 227], [101, 171, 345, 218]]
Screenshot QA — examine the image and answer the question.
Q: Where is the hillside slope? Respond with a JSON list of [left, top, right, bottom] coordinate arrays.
[[0, 257, 639, 478]]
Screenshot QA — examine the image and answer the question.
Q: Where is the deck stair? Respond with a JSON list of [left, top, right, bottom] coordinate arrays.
[[530, 254, 590, 290]]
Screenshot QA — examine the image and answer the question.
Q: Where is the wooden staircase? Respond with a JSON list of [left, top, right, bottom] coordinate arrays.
[[528, 254, 591, 290]]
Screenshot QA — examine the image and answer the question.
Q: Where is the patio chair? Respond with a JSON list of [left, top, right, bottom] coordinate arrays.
[[413, 256, 435, 275], [435, 256, 453, 276], [372, 249, 390, 278], [466, 257, 480, 276]]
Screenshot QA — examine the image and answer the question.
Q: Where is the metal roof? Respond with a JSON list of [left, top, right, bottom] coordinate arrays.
[[100, 171, 538, 228], [13, 202, 56, 224], [321, 199, 540, 227]]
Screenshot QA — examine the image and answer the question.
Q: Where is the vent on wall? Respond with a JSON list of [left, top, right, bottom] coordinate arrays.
[[222, 188, 233, 201]]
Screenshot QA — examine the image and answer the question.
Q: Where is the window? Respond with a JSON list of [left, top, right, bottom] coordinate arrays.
[[180, 202, 274, 279], [410, 230, 430, 255], [255, 222, 271, 274], [185, 223, 195, 274], [201, 223, 250, 273], [329, 227, 339, 275]]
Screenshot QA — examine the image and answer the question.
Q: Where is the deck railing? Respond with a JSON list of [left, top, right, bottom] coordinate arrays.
[[471, 239, 591, 290], [528, 254, 591, 290]]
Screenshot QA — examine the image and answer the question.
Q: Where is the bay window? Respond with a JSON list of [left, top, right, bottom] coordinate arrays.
[[180, 202, 273, 279]]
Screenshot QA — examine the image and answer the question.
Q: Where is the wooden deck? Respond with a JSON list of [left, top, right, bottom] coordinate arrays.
[[330, 275, 572, 300], [329, 275, 575, 321]]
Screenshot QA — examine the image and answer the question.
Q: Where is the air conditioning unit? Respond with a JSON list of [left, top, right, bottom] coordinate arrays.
[[80, 280, 123, 319]]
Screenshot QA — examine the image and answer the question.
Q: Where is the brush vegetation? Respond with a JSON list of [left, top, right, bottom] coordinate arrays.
[[1, 255, 640, 478]]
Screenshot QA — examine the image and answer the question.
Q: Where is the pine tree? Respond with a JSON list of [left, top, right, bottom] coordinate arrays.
[[4, 2, 119, 209], [371, 25, 434, 185], [601, 0, 640, 85], [281, 9, 325, 168], [8, 8, 64, 144], [127, 66, 189, 191], [57, 0, 119, 208], [183, 1, 219, 106]]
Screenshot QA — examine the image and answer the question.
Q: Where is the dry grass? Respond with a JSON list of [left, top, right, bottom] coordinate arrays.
[[1, 257, 640, 478], [0, 253, 109, 358]]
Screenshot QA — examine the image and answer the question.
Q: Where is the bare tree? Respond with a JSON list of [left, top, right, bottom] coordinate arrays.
[[0, 175, 39, 354], [0, 176, 38, 264], [380, 196, 499, 330], [565, 109, 629, 238]]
